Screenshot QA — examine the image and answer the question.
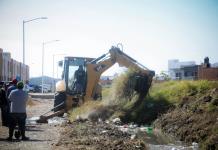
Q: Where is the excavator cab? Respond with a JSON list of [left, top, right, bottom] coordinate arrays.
[[63, 57, 87, 95], [54, 57, 95, 112]]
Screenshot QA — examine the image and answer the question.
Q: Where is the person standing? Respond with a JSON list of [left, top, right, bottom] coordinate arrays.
[[7, 79, 17, 98], [23, 80, 30, 93], [0, 82, 8, 126], [7, 81, 29, 141]]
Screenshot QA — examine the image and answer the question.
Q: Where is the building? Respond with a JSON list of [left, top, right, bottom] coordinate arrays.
[[198, 57, 218, 80], [168, 58, 218, 81], [168, 59, 197, 80], [99, 76, 114, 87], [212, 62, 218, 68], [0, 48, 29, 82]]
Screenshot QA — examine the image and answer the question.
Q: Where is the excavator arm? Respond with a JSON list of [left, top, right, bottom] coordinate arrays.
[[85, 46, 155, 99]]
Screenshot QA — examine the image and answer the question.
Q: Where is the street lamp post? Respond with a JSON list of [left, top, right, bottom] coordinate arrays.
[[23, 17, 47, 64], [42, 40, 60, 93]]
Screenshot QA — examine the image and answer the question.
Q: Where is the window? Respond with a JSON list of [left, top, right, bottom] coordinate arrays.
[[68, 66, 78, 91]]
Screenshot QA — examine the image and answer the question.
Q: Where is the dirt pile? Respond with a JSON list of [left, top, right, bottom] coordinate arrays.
[[54, 120, 147, 150], [154, 88, 218, 149]]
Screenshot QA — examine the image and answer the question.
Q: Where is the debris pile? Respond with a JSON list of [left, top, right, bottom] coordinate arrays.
[[54, 119, 148, 150]]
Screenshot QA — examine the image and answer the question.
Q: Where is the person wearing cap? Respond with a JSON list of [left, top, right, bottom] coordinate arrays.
[[7, 81, 29, 141], [6, 79, 18, 98]]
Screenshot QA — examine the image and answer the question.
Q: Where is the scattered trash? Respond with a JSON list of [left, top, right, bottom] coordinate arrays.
[[119, 126, 129, 133], [48, 117, 67, 125], [105, 120, 110, 124], [75, 115, 88, 122], [129, 123, 137, 129], [139, 127, 147, 132], [130, 134, 136, 140], [63, 113, 68, 117], [192, 142, 199, 150], [76, 115, 81, 120], [101, 130, 108, 134], [135, 145, 142, 149], [98, 118, 103, 123], [139, 126, 153, 134], [112, 118, 121, 125], [147, 127, 153, 134]]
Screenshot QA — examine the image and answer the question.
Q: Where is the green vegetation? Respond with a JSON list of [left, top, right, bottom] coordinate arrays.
[[150, 80, 218, 104]]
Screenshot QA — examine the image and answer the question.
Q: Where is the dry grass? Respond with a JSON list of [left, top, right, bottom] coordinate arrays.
[[68, 100, 102, 121], [69, 68, 152, 123]]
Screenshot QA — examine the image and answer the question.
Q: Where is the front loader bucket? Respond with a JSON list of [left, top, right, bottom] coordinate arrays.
[[35, 101, 66, 123], [36, 109, 65, 123]]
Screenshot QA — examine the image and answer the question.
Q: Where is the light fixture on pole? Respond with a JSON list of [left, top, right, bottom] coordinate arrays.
[[42, 40, 60, 93], [23, 17, 47, 64]]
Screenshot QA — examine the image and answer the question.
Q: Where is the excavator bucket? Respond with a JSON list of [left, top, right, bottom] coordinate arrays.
[[36, 109, 65, 123], [126, 72, 153, 97], [36, 101, 66, 123], [36, 116, 48, 123], [134, 75, 150, 94]]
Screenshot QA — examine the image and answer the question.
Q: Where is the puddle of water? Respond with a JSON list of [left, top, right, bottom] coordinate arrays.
[[148, 144, 198, 150], [116, 124, 199, 150], [26, 116, 67, 125]]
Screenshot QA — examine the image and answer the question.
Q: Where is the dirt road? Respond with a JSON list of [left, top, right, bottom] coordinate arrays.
[[0, 98, 61, 150]]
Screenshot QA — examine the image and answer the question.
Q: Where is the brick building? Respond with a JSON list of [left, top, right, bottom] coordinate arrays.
[[198, 66, 218, 80]]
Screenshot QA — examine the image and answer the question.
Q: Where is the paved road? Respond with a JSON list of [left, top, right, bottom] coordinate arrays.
[[0, 98, 61, 150]]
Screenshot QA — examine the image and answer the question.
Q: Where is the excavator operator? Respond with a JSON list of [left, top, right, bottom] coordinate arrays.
[[73, 65, 85, 94]]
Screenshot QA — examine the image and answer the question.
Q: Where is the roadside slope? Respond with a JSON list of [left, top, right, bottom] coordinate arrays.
[[153, 81, 218, 149]]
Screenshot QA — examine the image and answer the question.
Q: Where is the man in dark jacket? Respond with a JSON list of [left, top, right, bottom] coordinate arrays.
[[7, 81, 29, 141], [73, 65, 85, 93], [0, 82, 8, 126]]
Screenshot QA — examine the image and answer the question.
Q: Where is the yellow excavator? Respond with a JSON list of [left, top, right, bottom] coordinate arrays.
[[38, 45, 155, 122]]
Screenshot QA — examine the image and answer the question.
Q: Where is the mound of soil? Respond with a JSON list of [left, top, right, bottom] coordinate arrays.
[[154, 88, 218, 150], [54, 120, 147, 150]]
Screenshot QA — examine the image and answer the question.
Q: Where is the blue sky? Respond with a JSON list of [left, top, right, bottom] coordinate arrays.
[[0, 0, 217, 77]]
